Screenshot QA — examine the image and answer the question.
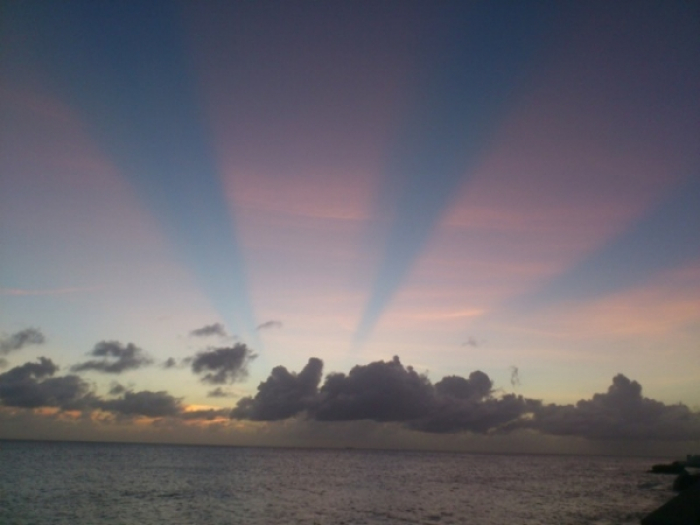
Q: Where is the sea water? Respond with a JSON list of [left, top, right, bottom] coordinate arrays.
[[0, 440, 673, 524]]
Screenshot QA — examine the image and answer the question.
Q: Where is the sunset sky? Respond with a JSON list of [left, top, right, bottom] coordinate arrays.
[[1, 0, 699, 454]]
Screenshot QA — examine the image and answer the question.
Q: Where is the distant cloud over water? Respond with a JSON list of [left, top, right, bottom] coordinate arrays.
[[0, 357, 90, 409], [233, 356, 700, 441], [232, 358, 322, 420], [1, 353, 698, 444], [0, 358, 222, 420], [520, 374, 700, 441], [97, 390, 183, 418]]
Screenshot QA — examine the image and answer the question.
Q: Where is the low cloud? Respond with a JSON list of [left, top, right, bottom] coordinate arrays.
[[0, 358, 230, 421], [232, 356, 700, 441], [96, 390, 183, 418], [0, 328, 46, 355], [314, 357, 433, 422], [71, 341, 153, 374], [181, 408, 231, 420], [256, 320, 282, 331], [232, 358, 322, 420], [233, 356, 529, 434], [0, 357, 92, 409], [190, 323, 228, 338], [523, 374, 700, 441], [190, 344, 256, 384], [4, 353, 698, 443]]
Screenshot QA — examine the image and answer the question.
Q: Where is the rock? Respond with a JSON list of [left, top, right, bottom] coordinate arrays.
[[650, 462, 687, 474], [674, 471, 700, 492], [641, 485, 700, 525]]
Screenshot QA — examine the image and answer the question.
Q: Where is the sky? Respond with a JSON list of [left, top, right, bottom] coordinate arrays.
[[1, 0, 699, 455]]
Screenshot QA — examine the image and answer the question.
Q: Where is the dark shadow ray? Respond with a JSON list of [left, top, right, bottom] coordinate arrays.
[[354, 2, 559, 343], [2, 1, 256, 337], [508, 175, 700, 312]]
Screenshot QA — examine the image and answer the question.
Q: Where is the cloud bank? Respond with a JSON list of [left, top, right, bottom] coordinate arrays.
[[0, 358, 210, 420], [233, 356, 700, 441], [0, 357, 91, 410], [518, 374, 700, 441], [2, 351, 698, 444]]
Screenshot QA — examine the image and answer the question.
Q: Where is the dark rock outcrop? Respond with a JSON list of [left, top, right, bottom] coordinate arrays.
[[673, 471, 700, 492], [641, 484, 700, 525], [650, 461, 687, 474]]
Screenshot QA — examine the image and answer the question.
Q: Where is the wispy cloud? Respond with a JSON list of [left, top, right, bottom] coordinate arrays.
[[0, 328, 46, 355], [190, 323, 228, 338], [509, 366, 520, 387], [256, 320, 283, 331], [462, 336, 479, 348], [207, 387, 235, 399], [71, 341, 153, 374]]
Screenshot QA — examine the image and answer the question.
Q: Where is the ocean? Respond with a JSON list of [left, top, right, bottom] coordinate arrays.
[[0, 440, 675, 525]]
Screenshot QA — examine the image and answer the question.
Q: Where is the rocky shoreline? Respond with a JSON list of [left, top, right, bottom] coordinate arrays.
[[641, 457, 700, 525]]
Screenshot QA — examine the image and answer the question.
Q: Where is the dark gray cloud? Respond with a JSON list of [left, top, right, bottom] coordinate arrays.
[[232, 356, 527, 434], [232, 356, 700, 441], [411, 393, 536, 434], [96, 390, 183, 418], [190, 344, 256, 384], [190, 323, 228, 338], [0, 359, 230, 422], [232, 358, 323, 420], [313, 361, 532, 434], [0, 328, 46, 355], [0, 357, 92, 409], [434, 372, 492, 400], [314, 357, 433, 422], [71, 341, 153, 374], [162, 357, 179, 369], [524, 374, 700, 441], [231, 356, 509, 429], [207, 387, 235, 398], [1, 357, 59, 382], [256, 320, 283, 331]]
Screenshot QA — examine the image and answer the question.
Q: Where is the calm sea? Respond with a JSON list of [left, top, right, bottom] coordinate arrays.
[[0, 440, 674, 525]]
